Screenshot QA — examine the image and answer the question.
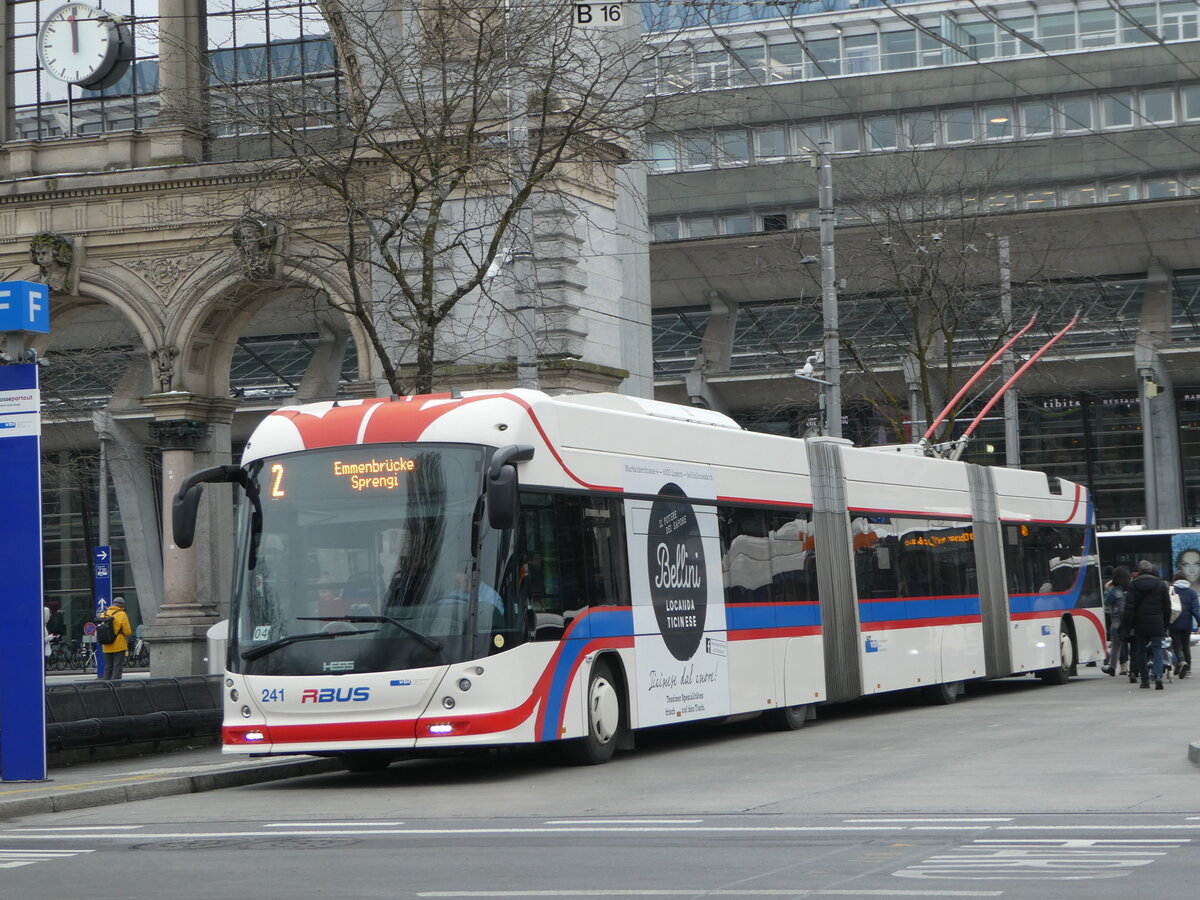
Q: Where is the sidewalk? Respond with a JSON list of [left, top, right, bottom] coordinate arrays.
[[0, 745, 339, 821]]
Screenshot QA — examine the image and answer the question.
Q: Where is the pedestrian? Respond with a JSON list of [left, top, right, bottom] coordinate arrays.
[[100, 597, 133, 681], [1100, 565, 1132, 676], [1121, 560, 1171, 690], [1167, 570, 1200, 679]]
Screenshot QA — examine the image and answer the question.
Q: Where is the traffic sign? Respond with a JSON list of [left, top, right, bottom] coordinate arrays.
[[83, 622, 96, 636], [94, 545, 112, 611]]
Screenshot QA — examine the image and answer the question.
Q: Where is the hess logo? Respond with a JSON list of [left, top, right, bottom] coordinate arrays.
[[301, 687, 370, 703]]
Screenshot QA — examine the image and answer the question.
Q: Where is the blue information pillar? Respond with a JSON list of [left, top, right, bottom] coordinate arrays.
[[0, 280, 49, 782], [94, 546, 112, 678]]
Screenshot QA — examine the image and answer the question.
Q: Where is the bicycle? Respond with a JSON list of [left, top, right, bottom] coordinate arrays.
[[127, 635, 149, 668], [46, 636, 72, 671], [73, 641, 97, 672]]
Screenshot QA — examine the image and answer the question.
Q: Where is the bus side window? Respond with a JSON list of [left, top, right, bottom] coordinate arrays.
[[767, 510, 817, 604]]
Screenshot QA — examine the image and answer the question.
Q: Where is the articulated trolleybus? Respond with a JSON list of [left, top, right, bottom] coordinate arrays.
[[173, 390, 1102, 770]]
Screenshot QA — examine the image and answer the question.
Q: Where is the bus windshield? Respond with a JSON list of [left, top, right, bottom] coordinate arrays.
[[228, 443, 520, 676]]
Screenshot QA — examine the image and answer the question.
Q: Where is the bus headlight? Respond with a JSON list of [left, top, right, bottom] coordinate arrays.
[[457, 678, 472, 692], [442, 696, 456, 709], [241, 706, 252, 718], [230, 689, 239, 702]]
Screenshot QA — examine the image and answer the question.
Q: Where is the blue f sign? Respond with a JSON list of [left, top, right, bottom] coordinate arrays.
[[0, 281, 51, 334]]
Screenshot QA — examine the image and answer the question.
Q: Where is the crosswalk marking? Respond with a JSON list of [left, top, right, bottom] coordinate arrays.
[[0, 848, 93, 869]]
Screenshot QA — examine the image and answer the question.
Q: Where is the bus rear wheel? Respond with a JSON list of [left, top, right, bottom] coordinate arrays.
[[562, 659, 624, 765], [1038, 624, 1074, 685], [761, 704, 809, 731]]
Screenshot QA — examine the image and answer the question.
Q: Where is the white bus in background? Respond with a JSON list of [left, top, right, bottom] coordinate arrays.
[[173, 390, 1104, 771]]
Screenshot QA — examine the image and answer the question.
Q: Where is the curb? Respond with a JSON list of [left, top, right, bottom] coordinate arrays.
[[0, 757, 340, 821], [1190, 742, 1200, 768]]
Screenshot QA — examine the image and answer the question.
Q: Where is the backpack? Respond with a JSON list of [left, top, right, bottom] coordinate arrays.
[[95, 615, 116, 645]]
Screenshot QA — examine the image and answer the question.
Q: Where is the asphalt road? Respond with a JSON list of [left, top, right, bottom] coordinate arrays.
[[4, 669, 1198, 898]]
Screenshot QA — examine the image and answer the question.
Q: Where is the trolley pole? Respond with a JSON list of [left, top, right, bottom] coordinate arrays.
[[817, 141, 842, 438], [998, 236, 1020, 467]]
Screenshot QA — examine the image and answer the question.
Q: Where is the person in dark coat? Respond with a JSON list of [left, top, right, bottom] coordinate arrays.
[[1122, 560, 1172, 689], [1167, 570, 1200, 678]]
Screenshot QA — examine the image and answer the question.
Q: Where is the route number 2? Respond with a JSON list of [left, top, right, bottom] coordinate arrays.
[[574, 3, 622, 27]]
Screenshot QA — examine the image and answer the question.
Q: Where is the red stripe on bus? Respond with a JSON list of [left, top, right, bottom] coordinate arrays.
[[860, 615, 981, 631], [728, 626, 822, 641], [1011, 608, 1107, 644], [226, 718, 418, 745]]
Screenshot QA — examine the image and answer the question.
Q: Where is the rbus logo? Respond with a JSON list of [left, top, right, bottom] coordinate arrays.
[[647, 482, 707, 661], [301, 687, 370, 703]]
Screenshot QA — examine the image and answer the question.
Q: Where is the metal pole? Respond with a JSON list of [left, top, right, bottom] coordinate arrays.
[[507, 1, 537, 389], [817, 140, 841, 438], [1141, 371, 1159, 528], [98, 436, 109, 547], [998, 236, 1020, 467]]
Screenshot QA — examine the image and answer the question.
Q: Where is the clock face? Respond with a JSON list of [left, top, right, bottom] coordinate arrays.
[[36, 4, 125, 87]]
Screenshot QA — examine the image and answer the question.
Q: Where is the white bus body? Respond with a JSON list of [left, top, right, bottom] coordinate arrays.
[[207, 390, 1102, 765]]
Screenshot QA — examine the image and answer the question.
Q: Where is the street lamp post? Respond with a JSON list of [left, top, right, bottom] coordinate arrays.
[[816, 140, 842, 438]]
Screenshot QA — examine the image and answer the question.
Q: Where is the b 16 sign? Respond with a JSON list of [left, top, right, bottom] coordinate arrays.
[[573, 3, 623, 27]]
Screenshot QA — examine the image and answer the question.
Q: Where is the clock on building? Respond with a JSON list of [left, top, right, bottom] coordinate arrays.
[[36, 3, 133, 90]]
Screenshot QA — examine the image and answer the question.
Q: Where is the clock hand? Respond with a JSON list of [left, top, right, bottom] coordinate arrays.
[[68, 13, 79, 54]]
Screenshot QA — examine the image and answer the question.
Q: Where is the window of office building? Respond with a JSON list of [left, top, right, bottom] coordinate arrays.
[[866, 115, 898, 150], [1184, 85, 1200, 120], [805, 37, 841, 78], [1141, 88, 1176, 124], [1079, 9, 1118, 46], [844, 33, 880, 74], [684, 133, 715, 168], [944, 108, 975, 143], [650, 138, 677, 172], [718, 129, 750, 165], [983, 105, 1014, 139], [1060, 96, 1094, 132], [766, 40, 805, 82], [1159, 1, 1199, 40], [882, 30, 917, 69], [7, 0, 161, 140], [903, 111, 937, 147], [1101, 92, 1135, 128], [1038, 12, 1077, 51], [1021, 101, 1054, 137], [998, 15, 1036, 56], [207, 0, 339, 136], [754, 125, 788, 160]]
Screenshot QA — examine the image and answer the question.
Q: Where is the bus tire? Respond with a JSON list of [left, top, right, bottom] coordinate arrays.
[[562, 659, 624, 765], [338, 751, 394, 773], [761, 704, 809, 731], [923, 681, 960, 705], [1038, 624, 1074, 685]]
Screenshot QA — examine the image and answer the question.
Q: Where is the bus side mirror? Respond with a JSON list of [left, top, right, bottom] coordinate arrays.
[[172, 465, 248, 549], [173, 485, 204, 548], [487, 445, 535, 530]]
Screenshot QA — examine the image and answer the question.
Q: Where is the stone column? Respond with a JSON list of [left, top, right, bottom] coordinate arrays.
[[141, 394, 238, 675], [149, 0, 207, 163]]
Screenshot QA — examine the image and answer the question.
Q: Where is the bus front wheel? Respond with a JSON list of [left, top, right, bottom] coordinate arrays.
[[562, 659, 624, 765]]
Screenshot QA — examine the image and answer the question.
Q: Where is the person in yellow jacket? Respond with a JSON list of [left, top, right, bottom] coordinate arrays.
[[100, 597, 133, 681]]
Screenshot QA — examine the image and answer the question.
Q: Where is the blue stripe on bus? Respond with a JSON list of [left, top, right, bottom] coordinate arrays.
[[538, 608, 634, 741], [858, 596, 981, 623], [725, 603, 822, 630]]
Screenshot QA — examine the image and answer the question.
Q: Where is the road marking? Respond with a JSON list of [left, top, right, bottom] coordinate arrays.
[[0, 826, 908, 840], [895, 838, 1187, 881], [416, 891, 1004, 897], [845, 819, 1013, 823], [263, 822, 403, 827], [544, 819, 705, 825], [8, 830, 142, 835], [996, 825, 1200, 831], [0, 849, 93, 869]]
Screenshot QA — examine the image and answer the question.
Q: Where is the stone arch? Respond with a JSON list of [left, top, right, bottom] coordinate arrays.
[[13, 262, 162, 363], [167, 255, 374, 399]]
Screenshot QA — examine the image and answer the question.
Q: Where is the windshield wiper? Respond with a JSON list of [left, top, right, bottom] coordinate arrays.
[[298, 615, 442, 651], [241, 628, 380, 662]]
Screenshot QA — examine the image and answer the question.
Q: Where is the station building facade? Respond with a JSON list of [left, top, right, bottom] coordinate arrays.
[[1, 1, 650, 672]]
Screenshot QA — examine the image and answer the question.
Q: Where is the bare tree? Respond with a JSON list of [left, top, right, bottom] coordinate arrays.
[[197, 2, 675, 395]]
